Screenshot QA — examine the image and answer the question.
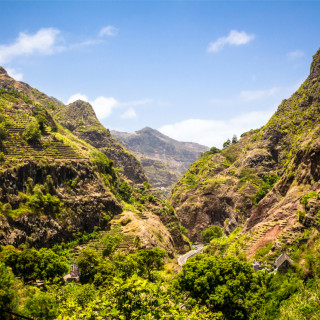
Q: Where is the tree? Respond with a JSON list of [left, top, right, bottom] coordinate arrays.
[[135, 248, 167, 281], [100, 235, 122, 257], [77, 248, 100, 284], [176, 255, 265, 320], [232, 134, 238, 144], [0, 262, 21, 314], [223, 139, 231, 148], [3, 247, 68, 282], [93, 259, 115, 287], [209, 146, 221, 154], [201, 225, 223, 243]]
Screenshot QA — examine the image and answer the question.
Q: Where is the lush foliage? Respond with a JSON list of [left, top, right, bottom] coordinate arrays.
[[201, 225, 224, 243], [254, 174, 280, 205], [2, 247, 68, 282], [176, 255, 265, 319], [22, 120, 42, 142]]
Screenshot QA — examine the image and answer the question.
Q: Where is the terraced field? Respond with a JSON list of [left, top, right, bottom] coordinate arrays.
[[1, 110, 83, 160], [72, 223, 136, 258]]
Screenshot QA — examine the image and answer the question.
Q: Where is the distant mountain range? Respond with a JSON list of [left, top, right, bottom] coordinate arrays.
[[111, 127, 209, 191]]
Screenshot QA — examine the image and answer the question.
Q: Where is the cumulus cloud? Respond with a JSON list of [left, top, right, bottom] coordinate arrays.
[[121, 108, 137, 119], [92, 96, 120, 119], [207, 30, 255, 53], [67, 93, 150, 119], [67, 93, 89, 104], [159, 109, 274, 148], [6, 68, 23, 81], [99, 26, 118, 37], [287, 50, 305, 60], [0, 28, 62, 64]]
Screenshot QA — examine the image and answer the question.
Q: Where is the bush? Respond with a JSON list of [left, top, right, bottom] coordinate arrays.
[[254, 174, 280, 205], [201, 225, 223, 243], [100, 235, 122, 257], [23, 121, 41, 142], [0, 123, 8, 142], [116, 181, 133, 203]]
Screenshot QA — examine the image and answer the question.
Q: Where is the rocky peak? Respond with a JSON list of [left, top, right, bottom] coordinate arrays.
[[309, 48, 320, 80], [0, 66, 8, 75]]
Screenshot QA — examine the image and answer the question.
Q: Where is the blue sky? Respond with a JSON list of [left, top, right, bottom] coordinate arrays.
[[0, 1, 319, 147]]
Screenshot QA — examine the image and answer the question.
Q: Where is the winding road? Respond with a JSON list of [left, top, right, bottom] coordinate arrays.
[[178, 244, 204, 266]]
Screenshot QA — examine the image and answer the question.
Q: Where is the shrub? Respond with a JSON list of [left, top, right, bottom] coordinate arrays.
[[23, 121, 41, 142], [0, 123, 8, 142], [100, 235, 122, 257], [254, 174, 280, 205], [201, 225, 223, 243]]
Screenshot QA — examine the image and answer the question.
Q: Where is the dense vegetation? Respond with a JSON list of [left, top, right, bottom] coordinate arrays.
[[1, 230, 320, 319]]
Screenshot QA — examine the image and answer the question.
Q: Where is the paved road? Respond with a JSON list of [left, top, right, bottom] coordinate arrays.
[[178, 244, 204, 266]]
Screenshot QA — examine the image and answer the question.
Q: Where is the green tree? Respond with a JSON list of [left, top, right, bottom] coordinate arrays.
[[176, 255, 265, 320], [201, 225, 223, 243], [23, 290, 58, 320], [3, 247, 68, 282], [93, 259, 115, 287], [0, 261, 21, 314], [135, 248, 167, 281], [77, 248, 100, 284], [232, 134, 238, 144], [223, 139, 231, 148]]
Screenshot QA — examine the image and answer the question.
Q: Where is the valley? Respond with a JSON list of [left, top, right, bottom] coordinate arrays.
[[1, 48, 320, 319]]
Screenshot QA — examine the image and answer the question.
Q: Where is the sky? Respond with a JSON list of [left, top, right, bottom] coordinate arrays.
[[0, 1, 319, 148]]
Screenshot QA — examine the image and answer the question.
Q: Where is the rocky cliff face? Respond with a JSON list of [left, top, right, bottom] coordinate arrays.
[[170, 48, 320, 255], [112, 127, 208, 190]]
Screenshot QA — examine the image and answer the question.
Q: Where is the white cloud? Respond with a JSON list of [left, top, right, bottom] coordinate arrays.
[[6, 68, 23, 81], [159, 109, 274, 148], [0, 28, 62, 64], [92, 96, 120, 119], [207, 30, 255, 53], [67, 93, 150, 119], [99, 26, 118, 37], [121, 108, 137, 119], [67, 93, 89, 104], [287, 50, 305, 60]]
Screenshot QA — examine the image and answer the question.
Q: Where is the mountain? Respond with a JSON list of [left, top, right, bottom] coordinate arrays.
[[53, 100, 148, 184], [111, 127, 209, 190], [0, 66, 188, 253], [170, 48, 320, 258]]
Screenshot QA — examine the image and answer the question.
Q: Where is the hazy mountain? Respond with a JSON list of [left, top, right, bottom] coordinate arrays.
[[111, 127, 209, 191]]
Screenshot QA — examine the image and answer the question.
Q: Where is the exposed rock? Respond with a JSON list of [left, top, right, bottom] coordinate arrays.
[[112, 127, 208, 190]]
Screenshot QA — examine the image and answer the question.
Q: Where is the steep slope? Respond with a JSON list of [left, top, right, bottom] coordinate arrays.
[[112, 127, 209, 190], [0, 67, 188, 254], [53, 100, 148, 184], [170, 48, 320, 256]]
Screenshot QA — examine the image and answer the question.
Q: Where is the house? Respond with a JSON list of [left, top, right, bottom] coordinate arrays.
[[274, 253, 293, 272], [63, 263, 80, 282]]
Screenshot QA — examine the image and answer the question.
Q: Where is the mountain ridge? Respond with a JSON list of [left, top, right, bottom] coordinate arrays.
[[170, 48, 320, 259], [112, 127, 209, 190]]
